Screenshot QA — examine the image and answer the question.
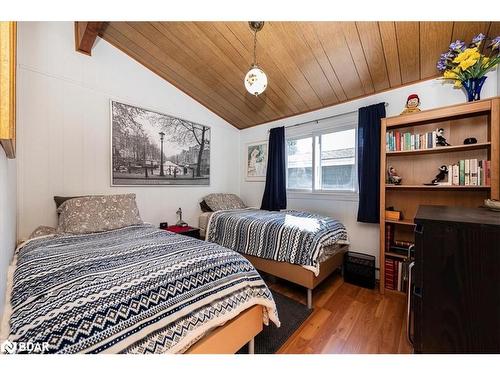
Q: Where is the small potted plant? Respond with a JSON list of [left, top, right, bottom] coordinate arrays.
[[437, 34, 500, 101]]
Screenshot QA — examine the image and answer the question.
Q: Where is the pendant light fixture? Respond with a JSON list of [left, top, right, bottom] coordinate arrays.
[[244, 21, 268, 96]]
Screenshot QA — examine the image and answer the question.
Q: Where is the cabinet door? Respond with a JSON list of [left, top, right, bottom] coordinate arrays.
[[418, 221, 500, 353]]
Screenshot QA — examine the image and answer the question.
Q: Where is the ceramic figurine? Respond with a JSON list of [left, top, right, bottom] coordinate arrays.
[[388, 166, 402, 185], [401, 94, 421, 114], [431, 165, 449, 184], [436, 128, 451, 146], [175, 207, 188, 227]]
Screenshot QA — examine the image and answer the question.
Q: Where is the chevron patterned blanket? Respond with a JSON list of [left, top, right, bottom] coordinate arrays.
[[206, 209, 349, 276], [0, 224, 279, 354]]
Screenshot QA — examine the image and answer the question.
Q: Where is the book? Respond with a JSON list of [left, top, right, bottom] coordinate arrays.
[[470, 159, 478, 186], [485, 160, 491, 185], [464, 159, 470, 186], [452, 164, 459, 185], [384, 259, 395, 290], [459, 160, 465, 185]]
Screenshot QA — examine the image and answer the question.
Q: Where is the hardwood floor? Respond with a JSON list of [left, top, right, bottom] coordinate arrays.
[[265, 272, 413, 354]]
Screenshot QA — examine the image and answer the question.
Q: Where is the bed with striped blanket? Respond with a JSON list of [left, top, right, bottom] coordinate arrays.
[[206, 209, 349, 276], [0, 224, 279, 354]]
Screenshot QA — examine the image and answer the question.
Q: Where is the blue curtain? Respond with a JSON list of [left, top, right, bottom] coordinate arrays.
[[357, 103, 386, 223], [261, 126, 287, 211]]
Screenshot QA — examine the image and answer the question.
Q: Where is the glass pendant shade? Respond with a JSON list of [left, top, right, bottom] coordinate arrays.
[[244, 65, 268, 96]]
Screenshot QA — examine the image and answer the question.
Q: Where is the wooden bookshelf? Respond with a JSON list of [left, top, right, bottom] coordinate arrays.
[[379, 97, 499, 294]]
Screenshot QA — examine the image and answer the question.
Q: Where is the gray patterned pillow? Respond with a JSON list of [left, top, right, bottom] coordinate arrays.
[[29, 226, 57, 239], [203, 193, 246, 211], [57, 194, 143, 234]]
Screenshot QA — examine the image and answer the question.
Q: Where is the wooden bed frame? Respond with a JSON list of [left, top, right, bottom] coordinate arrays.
[[185, 305, 263, 354], [242, 245, 348, 309]]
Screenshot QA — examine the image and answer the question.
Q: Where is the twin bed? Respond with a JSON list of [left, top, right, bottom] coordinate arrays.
[[200, 195, 349, 309], [1, 193, 349, 354]]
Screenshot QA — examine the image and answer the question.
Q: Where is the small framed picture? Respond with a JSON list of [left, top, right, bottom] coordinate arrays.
[[245, 141, 268, 181]]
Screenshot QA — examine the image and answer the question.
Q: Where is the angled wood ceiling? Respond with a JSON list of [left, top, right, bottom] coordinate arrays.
[[96, 22, 499, 129]]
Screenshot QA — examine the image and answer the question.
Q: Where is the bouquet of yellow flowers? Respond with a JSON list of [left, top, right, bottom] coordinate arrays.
[[437, 34, 500, 101]]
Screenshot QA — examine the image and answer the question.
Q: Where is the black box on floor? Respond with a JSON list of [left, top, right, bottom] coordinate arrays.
[[343, 251, 376, 289]]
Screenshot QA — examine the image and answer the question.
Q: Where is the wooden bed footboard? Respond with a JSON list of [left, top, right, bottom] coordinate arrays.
[[242, 245, 348, 308], [185, 305, 263, 354]]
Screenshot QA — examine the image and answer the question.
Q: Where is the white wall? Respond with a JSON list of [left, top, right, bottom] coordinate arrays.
[[16, 22, 240, 240], [240, 72, 499, 266], [0, 148, 16, 314]]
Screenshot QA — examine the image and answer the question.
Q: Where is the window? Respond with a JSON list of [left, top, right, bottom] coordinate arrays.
[[286, 123, 357, 193]]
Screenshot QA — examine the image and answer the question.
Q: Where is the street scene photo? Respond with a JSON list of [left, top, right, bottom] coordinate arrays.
[[111, 101, 210, 185]]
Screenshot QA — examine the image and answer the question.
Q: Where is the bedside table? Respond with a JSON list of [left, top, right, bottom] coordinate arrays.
[[163, 225, 201, 240]]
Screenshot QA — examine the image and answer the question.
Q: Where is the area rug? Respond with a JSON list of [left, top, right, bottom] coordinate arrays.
[[237, 290, 312, 354]]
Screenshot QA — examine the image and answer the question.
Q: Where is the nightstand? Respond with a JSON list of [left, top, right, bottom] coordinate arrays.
[[162, 225, 201, 240]]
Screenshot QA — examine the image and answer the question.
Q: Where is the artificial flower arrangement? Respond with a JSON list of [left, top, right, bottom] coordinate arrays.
[[437, 34, 500, 101]]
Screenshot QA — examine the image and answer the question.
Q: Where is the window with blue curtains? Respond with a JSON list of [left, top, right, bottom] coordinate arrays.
[[357, 103, 386, 223], [261, 126, 287, 211]]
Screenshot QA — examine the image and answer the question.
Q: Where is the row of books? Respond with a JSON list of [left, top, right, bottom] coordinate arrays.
[[384, 258, 407, 292], [384, 224, 413, 293], [386, 130, 441, 151], [443, 159, 491, 186]]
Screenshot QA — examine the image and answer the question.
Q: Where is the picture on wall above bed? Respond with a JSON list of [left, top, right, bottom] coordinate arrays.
[[245, 141, 268, 181], [111, 100, 210, 186]]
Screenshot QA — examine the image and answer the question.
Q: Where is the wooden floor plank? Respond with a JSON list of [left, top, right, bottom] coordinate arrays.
[[268, 272, 413, 354]]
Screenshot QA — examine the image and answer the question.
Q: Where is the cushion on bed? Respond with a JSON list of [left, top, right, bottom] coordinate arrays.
[[29, 225, 57, 239], [56, 193, 143, 234], [203, 193, 246, 211], [199, 200, 213, 212], [54, 195, 86, 208]]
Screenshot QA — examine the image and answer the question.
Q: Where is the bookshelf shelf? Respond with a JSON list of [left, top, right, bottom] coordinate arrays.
[[380, 97, 499, 295], [385, 219, 415, 226], [385, 252, 408, 259], [385, 184, 491, 190], [386, 142, 491, 157]]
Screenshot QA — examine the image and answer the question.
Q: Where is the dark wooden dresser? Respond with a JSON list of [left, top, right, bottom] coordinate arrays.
[[411, 205, 500, 353]]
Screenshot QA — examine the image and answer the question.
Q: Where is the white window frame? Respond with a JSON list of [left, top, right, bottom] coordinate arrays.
[[285, 113, 359, 202]]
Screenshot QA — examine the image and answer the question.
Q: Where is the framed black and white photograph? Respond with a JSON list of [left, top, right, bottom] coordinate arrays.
[[111, 100, 210, 186], [245, 141, 268, 181]]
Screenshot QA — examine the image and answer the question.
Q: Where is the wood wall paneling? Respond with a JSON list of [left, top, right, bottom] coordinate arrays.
[[395, 22, 420, 84], [95, 21, 494, 129], [355, 22, 390, 92], [0, 21, 16, 158], [419, 22, 454, 79], [378, 22, 402, 87]]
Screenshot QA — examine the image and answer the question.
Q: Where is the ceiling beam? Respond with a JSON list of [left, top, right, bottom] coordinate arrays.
[[74, 22, 107, 55]]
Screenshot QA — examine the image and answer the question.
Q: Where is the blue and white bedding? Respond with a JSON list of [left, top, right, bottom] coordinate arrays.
[[206, 209, 349, 276], [0, 224, 279, 354]]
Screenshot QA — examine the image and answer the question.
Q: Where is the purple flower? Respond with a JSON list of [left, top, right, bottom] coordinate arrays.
[[449, 40, 466, 51], [436, 60, 447, 72], [488, 36, 500, 50], [472, 33, 486, 44]]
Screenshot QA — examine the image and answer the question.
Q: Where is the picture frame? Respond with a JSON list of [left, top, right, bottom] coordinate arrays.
[[110, 100, 210, 186], [245, 141, 268, 182]]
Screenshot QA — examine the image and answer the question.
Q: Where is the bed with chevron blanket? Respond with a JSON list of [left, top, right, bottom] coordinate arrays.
[[206, 209, 349, 276], [0, 224, 279, 354]]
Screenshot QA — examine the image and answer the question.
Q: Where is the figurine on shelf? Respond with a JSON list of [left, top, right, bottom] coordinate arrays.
[[431, 165, 449, 184], [400, 94, 421, 115], [387, 165, 402, 185], [175, 207, 188, 227], [436, 128, 451, 146]]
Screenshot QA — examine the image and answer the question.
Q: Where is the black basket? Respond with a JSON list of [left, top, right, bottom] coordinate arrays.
[[343, 251, 376, 289]]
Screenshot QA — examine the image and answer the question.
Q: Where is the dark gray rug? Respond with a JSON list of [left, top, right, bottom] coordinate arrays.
[[237, 291, 312, 354]]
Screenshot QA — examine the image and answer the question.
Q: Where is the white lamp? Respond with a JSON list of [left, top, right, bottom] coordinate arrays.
[[245, 65, 268, 96], [244, 22, 268, 96]]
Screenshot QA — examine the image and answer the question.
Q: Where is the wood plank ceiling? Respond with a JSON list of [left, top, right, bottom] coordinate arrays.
[[97, 22, 499, 129]]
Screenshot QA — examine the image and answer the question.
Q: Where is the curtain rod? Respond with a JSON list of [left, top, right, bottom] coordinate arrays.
[[268, 102, 389, 132]]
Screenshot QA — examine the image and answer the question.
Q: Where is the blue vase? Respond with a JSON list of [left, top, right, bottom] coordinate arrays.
[[462, 76, 487, 102]]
